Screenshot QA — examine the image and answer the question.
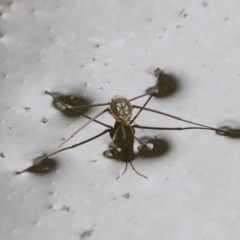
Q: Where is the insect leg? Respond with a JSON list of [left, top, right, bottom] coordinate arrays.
[[120, 123, 126, 139], [129, 70, 162, 123], [132, 125, 212, 131], [18, 129, 110, 174], [129, 125, 148, 147], [132, 105, 240, 135], [30, 108, 109, 166], [129, 68, 161, 102], [47, 129, 110, 157], [50, 108, 108, 154], [129, 92, 153, 102], [71, 102, 109, 109], [45, 91, 111, 129], [112, 125, 121, 142], [130, 93, 154, 124]]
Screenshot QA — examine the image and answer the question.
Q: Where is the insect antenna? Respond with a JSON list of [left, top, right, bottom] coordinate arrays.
[[116, 162, 128, 180], [130, 162, 148, 179]]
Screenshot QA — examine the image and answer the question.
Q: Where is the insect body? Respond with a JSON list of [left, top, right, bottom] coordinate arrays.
[[109, 95, 133, 125], [18, 69, 240, 178]]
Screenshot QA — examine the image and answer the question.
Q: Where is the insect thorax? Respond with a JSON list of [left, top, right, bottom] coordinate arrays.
[[109, 95, 133, 125]]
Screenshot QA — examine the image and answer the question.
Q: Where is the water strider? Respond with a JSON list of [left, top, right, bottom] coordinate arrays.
[[17, 69, 240, 178]]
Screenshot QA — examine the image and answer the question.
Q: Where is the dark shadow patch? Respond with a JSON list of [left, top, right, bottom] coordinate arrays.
[[16, 156, 57, 175], [103, 137, 169, 161], [146, 69, 179, 98], [216, 126, 240, 139], [61, 205, 70, 212], [103, 121, 169, 162], [122, 193, 130, 199], [137, 136, 169, 158], [51, 92, 92, 117], [103, 143, 123, 161], [80, 229, 94, 239]]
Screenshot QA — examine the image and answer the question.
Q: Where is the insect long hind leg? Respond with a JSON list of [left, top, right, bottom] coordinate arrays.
[[18, 129, 111, 174], [132, 105, 238, 133], [132, 125, 213, 131], [22, 108, 108, 171], [48, 129, 110, 157], [45, 91, 111, 129], [48, 108, 108, 156]]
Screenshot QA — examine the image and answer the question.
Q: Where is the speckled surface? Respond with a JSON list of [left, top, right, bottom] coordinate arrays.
[[1, 0, 240, 239]]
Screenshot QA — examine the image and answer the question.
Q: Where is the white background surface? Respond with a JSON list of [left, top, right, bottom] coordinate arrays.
[[1, 0, 240, 239]]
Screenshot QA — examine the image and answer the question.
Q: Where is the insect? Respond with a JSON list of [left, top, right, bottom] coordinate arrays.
[[17, 69, 240, 178]]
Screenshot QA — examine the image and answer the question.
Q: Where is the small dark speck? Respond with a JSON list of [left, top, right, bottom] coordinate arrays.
[[179, 9, 187, 17], [8, 127, 13, 130], [61, 205, 70, 212], [95, 44, 100, 48], [165, 178, 169, 180], [202, 2, 208, 7], [24, 107, 30, 112], [179, 9, 185, 14], [225, 17, 228, 21], [176, 25, 181, 28], [104, 63, 108, 66], [92, 58, 96, 61], [99, 87, 103, 90], [41, 117, 48, 123], [122, 193, 130, 199], [0, 153, 5, 158], [80, 229, 94, 239]]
